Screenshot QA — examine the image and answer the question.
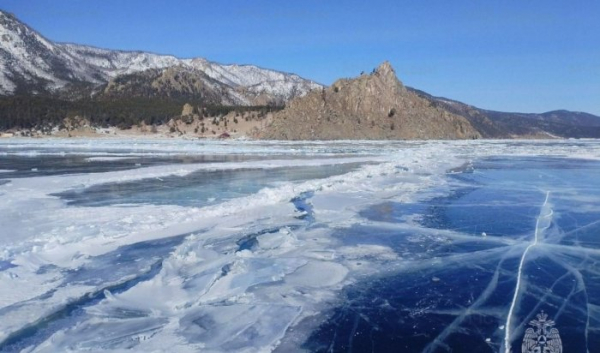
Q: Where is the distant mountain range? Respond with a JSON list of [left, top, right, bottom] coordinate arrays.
[[409, 89, 600, 139], [1, 10, 599, 139], [0, 10, 320, 105]]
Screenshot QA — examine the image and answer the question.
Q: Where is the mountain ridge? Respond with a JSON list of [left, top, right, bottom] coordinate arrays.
[[0, 10, 321, 104], [408, 88, 600, 138]]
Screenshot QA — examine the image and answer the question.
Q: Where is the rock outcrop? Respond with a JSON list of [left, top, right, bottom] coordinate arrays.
[[181, 103, 195, 117], [260, 62, 481, 140]]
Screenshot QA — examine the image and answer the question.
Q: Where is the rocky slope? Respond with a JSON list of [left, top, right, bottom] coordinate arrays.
[[0, 11, 321, 103], [96, 63, 309, 106], [261, 62, 480, 140], [97, 66, 245, 105]]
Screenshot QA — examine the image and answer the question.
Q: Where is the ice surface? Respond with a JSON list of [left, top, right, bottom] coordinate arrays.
[[302, 156, 600, 353], [1, 139, 600, 352]]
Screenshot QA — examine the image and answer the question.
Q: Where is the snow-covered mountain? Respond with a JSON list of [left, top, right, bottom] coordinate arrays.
[[0, 11, 321, 103]]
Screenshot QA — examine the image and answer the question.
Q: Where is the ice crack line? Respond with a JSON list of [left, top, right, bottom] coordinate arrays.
[[504, 191, 552, 353]]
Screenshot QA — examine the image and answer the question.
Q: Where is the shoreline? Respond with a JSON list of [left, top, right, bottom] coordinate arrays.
[[0, 130, 568, 141]]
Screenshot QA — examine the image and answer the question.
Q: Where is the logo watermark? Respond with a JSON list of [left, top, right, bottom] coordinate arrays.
[[521, 311, 562, 353]]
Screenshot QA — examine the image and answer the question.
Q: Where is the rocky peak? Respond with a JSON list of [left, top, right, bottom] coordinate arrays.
[[374, 61, 394, 76], [371, 61, 405, 93], [261, 61, 480, 140]]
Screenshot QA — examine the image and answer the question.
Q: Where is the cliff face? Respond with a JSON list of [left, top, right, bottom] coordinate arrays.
[[260, 62, 480, 140]]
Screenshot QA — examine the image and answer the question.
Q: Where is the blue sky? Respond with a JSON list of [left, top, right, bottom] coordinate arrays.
[[2, 0, 599, 114]]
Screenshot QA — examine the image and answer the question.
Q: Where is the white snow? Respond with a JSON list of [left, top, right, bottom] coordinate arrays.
[[185, 58, 321, 100], [84, 156, 135, 162]]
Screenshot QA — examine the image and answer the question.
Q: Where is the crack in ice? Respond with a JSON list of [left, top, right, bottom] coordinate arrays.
[[504, 191, 552, 353]]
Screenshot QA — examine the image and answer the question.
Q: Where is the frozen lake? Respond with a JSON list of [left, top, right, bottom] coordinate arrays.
[[1, 138, 599, 352]]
